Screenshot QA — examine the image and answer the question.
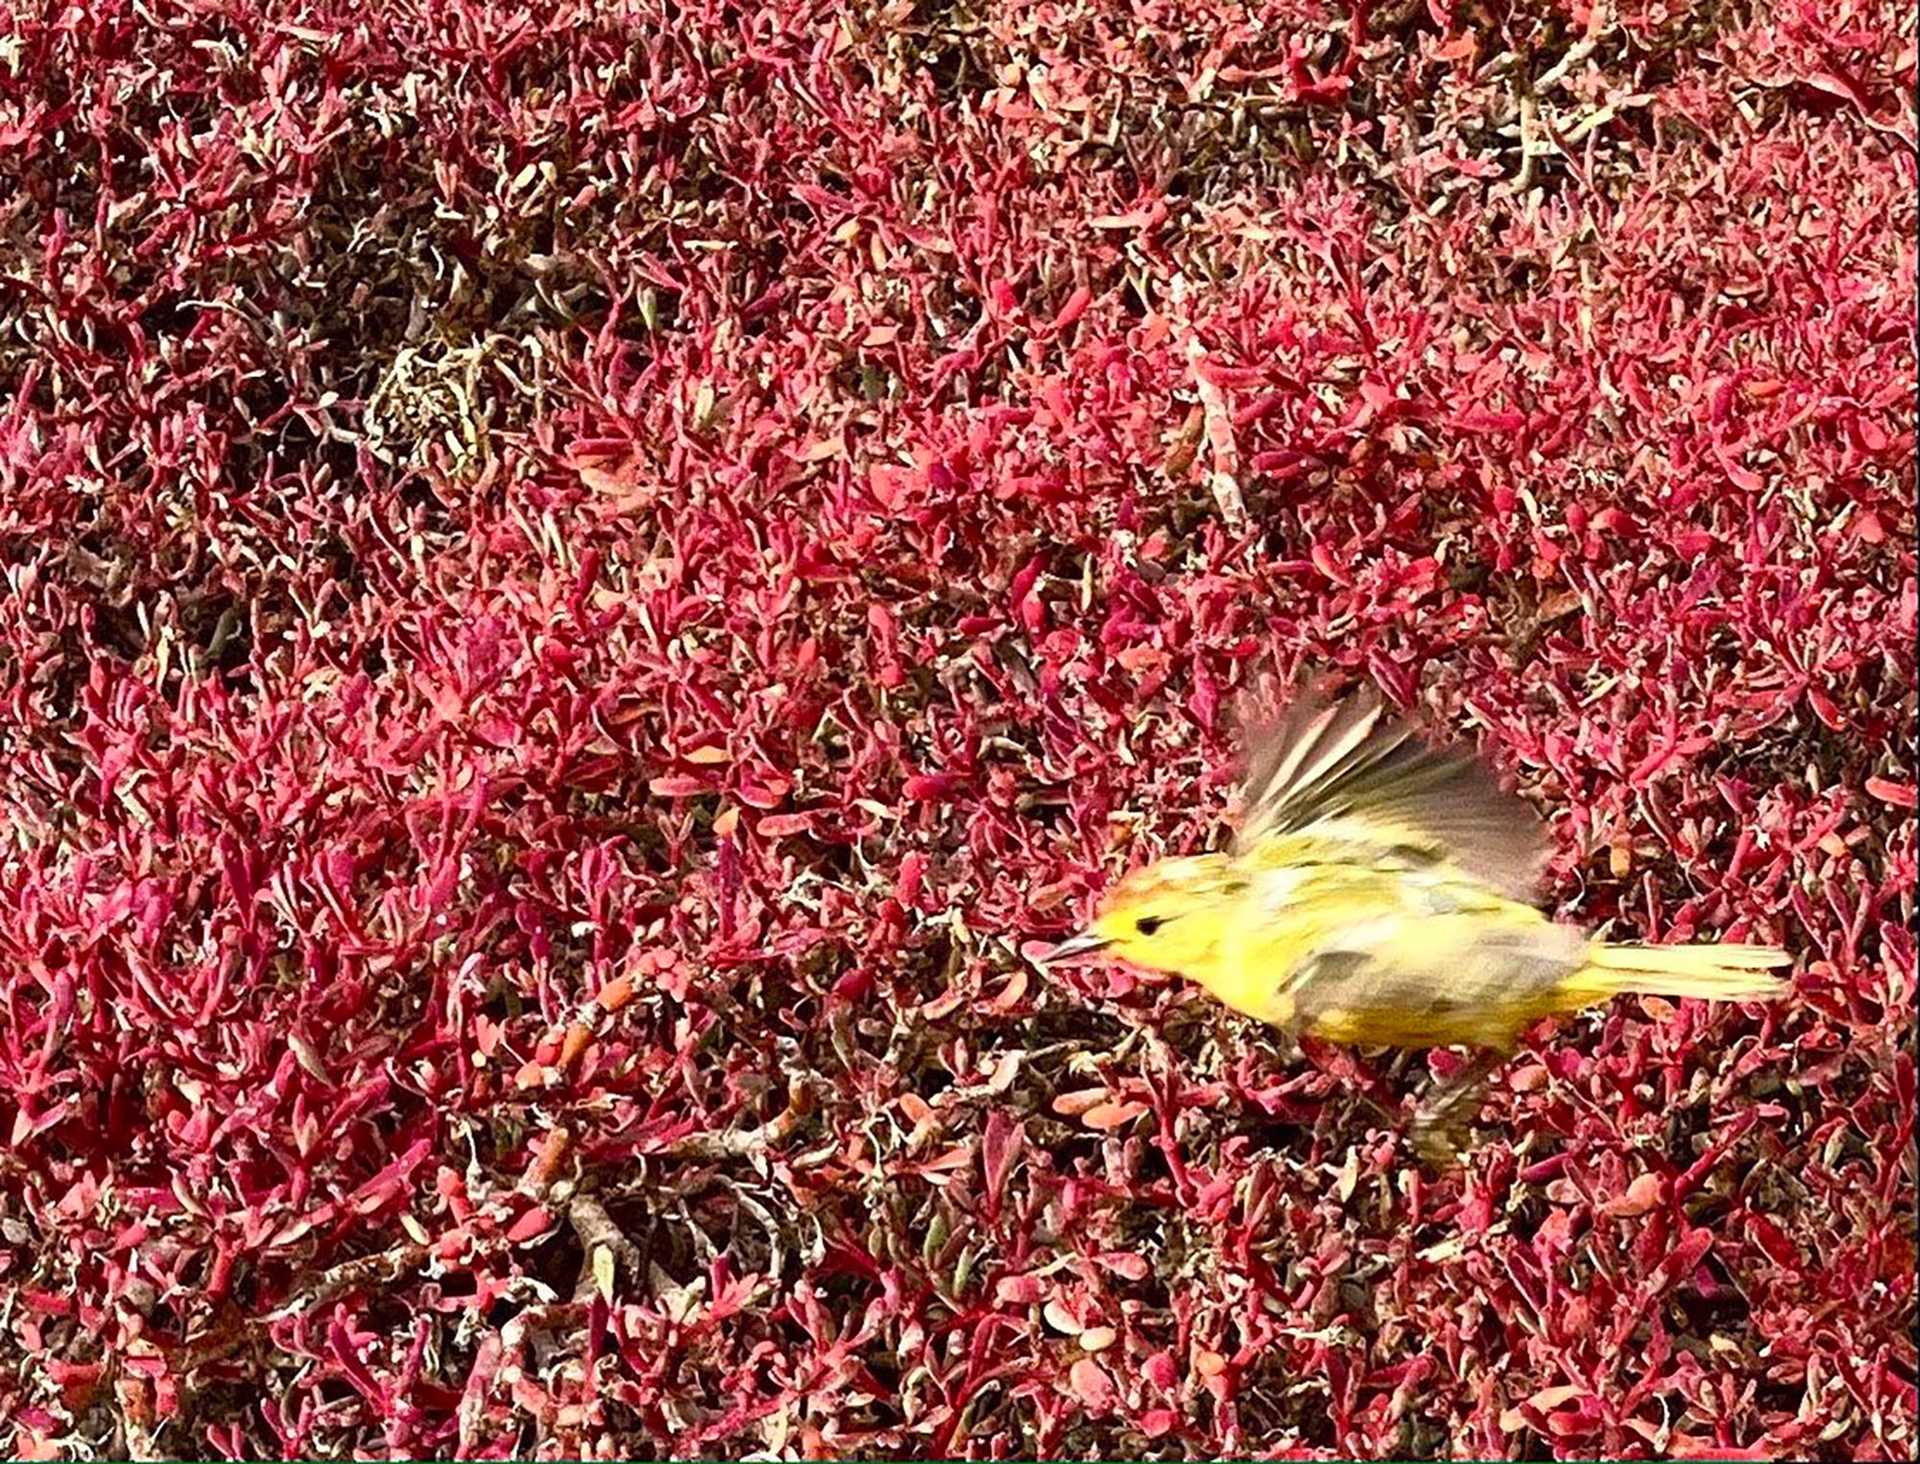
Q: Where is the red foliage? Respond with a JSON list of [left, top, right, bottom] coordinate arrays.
[[1, 0, 1914, 1458]]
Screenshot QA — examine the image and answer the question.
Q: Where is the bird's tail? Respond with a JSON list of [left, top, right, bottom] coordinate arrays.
[[1564, 941, 1792, 1003]]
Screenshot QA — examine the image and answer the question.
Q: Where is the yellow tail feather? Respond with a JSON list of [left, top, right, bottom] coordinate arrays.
[[1566, 942, 1793, 1002]]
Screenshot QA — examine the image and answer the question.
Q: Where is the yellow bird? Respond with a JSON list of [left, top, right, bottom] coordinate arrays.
[[1048, 682, 1791, 1162]]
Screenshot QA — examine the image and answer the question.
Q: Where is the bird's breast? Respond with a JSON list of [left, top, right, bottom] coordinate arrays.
[[1199, 920, 1318, 1027]]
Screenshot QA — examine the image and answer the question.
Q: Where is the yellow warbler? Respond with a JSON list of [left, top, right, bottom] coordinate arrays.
[[1049, 683, 1791, 1161]]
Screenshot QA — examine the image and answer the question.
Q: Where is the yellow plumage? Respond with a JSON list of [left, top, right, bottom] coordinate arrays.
[[1051, 682, 1791, 1159]]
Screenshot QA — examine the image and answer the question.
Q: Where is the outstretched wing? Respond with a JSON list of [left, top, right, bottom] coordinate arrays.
[[1231, 682, 1552, 902]]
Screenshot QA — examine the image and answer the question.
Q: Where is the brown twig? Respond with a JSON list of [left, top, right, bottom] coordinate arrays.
[[656, 1075, 817, 1161], [568, 1194, 647, 1303]]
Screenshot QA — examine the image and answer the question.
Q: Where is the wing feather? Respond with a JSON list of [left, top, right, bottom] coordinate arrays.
[[1287, 919, 1588, 1049], [1232, 683, 1552, 901]]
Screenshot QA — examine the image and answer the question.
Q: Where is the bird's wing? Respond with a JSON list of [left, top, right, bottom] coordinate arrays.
[[1231, 683, 1553, 902], [1278, 908, 1591, 1050]]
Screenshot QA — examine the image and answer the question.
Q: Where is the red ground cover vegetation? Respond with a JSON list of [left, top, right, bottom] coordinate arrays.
[[1, 0, 1915, 1457]]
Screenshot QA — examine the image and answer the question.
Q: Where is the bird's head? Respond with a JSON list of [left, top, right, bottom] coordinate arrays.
[[1047, 855, 1243, 977]]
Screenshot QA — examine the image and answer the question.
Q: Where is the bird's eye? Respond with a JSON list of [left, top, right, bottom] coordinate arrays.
[[1135, 916, 1165, 936]]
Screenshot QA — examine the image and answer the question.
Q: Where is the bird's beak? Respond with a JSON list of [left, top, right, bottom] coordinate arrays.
[[1042, 930, 1111, 963]]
